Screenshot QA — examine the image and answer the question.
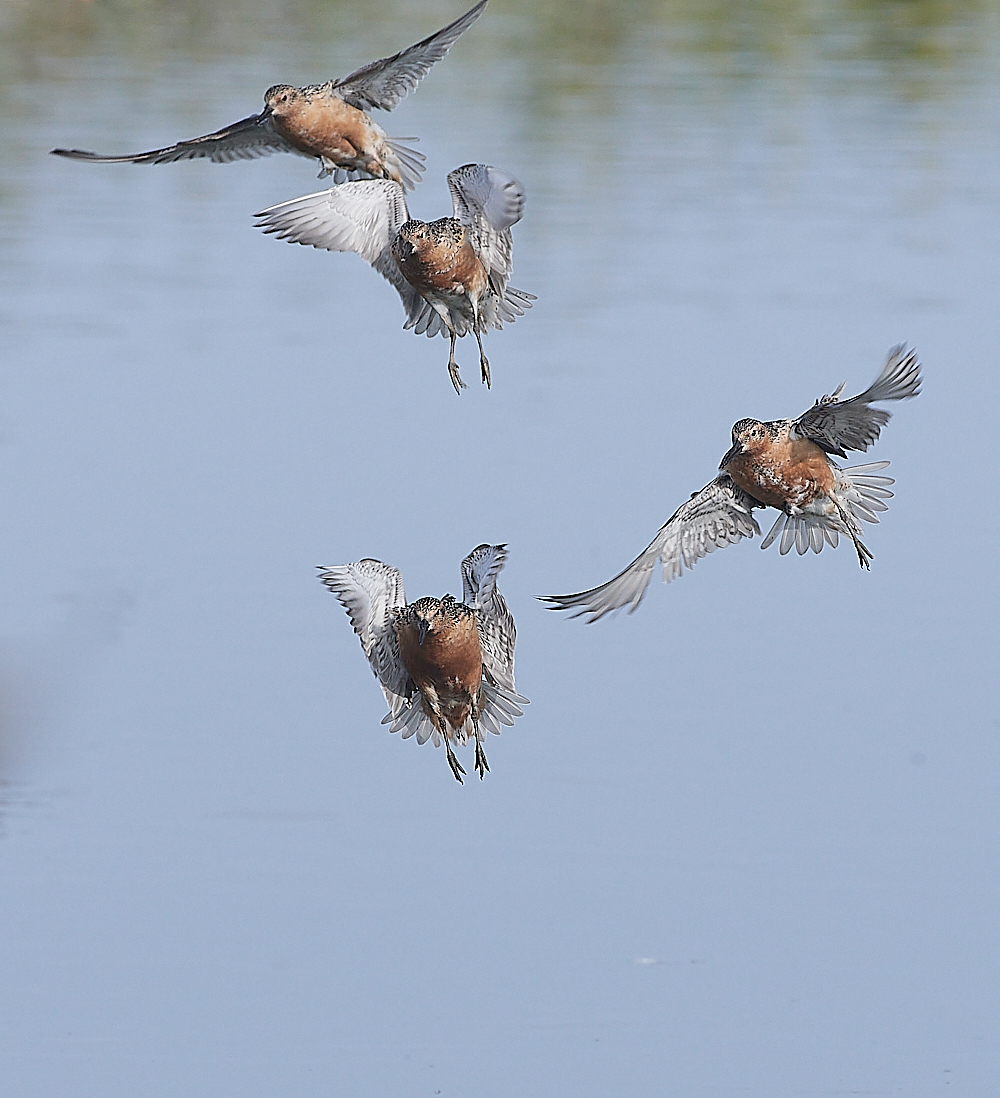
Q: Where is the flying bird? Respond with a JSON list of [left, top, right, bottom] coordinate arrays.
[[255, 162, 534, 392], [50, 0, 488, 190], [320, 544, 527, 782], [540, 345, 922, 623]]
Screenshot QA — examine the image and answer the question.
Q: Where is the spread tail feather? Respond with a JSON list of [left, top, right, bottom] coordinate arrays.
[[383, 679, 526, 749], [386, 138, 426, 191], [760, 462, 895, 556]]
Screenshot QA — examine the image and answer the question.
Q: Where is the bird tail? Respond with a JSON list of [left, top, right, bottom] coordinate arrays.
[[385, 138, 426, 191], [381, 679, 527, 747], [760, 462, 895, 555], [383, 699, 439, 745], [404, 299, 449, 338], [479, 285, 536, 331], [476, 682, 528, 739]]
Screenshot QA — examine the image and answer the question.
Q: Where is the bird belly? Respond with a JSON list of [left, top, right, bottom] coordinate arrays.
[[417, 682, 475, 735], [726, 439, 835, 511]]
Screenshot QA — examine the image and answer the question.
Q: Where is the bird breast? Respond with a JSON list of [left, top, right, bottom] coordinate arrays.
[[393, 222, 488, 298], [396, 613, 483, 697], [271, 94, 377, 159], [725, 437, 837, 510]]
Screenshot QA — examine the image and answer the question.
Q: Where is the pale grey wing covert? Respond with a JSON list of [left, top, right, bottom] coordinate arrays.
[[253, 181, 428, 326], [317, 560, 413, 719], [793, 344, 922, 458], [51, 113, 304, 165], [331, 0, 488, 112], [540, 476, 762, 623]]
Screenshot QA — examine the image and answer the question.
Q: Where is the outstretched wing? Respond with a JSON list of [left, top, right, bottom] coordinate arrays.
[[317, 559, 413, 719], [793, 344, 922, 458], [331, 0, 488, 112], [254, 181, 427, 325], [539, 476, 762, 623], [51, 113, 304, 166], [447, 163, 525, 290]]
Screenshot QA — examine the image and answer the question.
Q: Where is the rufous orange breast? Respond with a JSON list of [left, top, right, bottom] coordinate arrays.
[[395, 224, 487, 298], [725, 437, 837, 510], [272, 95, 385, 172], [396, 613, 483, 731]]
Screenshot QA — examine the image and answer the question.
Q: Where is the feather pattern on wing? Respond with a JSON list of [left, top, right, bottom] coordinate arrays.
[[254, 181, 427, 322], [540, 476, 762, 623], [461, 544, 524, 702], [793, 344, 922, 457], [461, 543, 507, 609], [317, 560, 413, 719], [331, 0, 488, 112], [447, 163, 525, 290], [51, 114, 305, 165]]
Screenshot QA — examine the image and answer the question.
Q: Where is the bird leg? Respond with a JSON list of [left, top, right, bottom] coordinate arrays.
[[447, 332, 467, 395], [834, 500, 873, 569], [849, 533, 873, 570], [444, 732, 466, 783], [474, 329, 491, 389]]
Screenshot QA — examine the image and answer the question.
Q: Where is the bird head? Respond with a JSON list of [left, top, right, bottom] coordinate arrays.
[[408, 595, 466, 645], [263, 85, 297, 115], [395, 221, 430, 259], [720, 418, 770, 468], [409, 598, 443, 646]]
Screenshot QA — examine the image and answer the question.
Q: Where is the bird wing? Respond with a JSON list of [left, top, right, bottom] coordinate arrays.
[[461, 542, 507, 608], [317, 560, 413, 719], [458, 543, 515, 692], [456, 543, 526, 737], [539, 476, 762, 623], [792, 344, 922, 458], [254, 181, 428, 325], [331, 0, 488, 112], [51, 113, 304, 166], [447, 163, 525, 289]]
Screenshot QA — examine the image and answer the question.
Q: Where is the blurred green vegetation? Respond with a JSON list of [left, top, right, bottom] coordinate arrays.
[[0, 0, 994, 79]]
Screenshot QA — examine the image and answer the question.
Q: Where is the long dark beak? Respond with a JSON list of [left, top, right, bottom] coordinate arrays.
[[417, 620, 430, 646], [719, 441, 742, 470]]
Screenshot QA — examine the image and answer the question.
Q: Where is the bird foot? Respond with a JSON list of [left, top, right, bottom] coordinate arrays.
[[474, 739, 490, 780], [446, 743, 466, 783], [480, 354, 491, 389], [448, 360, 468, 395]]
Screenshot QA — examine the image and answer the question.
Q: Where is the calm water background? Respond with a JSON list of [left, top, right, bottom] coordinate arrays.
[[1, 1, 998, 1095]]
